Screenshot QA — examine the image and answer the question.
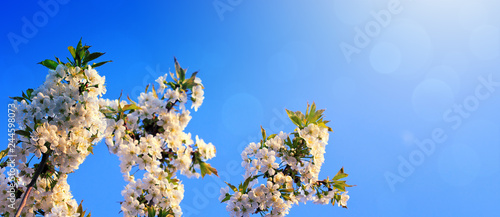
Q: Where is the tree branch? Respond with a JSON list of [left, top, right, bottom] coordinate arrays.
[[15, 153, 49, 217]]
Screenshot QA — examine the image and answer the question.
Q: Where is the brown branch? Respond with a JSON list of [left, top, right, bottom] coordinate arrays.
[[166, 99, 179, 112], [15, 153, 49, 217]]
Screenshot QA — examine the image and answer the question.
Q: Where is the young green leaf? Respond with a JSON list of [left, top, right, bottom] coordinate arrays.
[[199, 162, 218, 178], [15, 130, 31, 138], [148, 206, 156, 217], [333, 167, 348, 180], [220, 193, 232, 203], [9, 96, 25, 102], [76, 38, 83, 54], [38, 59, 58, 70], [225, 182, 238, 192], [174, 57, 186, 81], [285, 109, 303, 128], [68, 46, 77, 59], [122, 104, 141, 112], [151, 84, 158, 98], [83, 52, 105, 65], [26, 88, 34, 99], [261, 126, 266, 141], [241, 175, 258, 193], [127, 95, 138, 105], [0, 148, 9, 160], [91, 60, 112, 68]]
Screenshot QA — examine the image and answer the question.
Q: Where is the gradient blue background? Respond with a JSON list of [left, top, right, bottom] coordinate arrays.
[[2, 0, 500, 216]]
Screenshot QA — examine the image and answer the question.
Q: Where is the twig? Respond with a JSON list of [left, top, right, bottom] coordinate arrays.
[[15, 153, 49, 217]]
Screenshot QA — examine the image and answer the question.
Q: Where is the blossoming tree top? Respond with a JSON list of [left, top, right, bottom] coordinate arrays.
[[0, 40, 352, 217]]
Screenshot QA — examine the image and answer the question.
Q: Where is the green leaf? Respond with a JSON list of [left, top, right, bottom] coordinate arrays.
[[68, 46, 76, 59], [310, 102, 316, 116], [122, 104, 141, 111], [183, 78, 195, 90], [285, 109, 299, 127], [84, 49, 90, 62], [76, 200, 91, 217], [151, 84, 158, 98], [55, 56, 62, 64], [333, 182, 347, 191], [77, 200, 83, 214], [158, 209, 168, 217], [199, 161, 208, 177], [127, 95, 138, 105], [174, 57, 186, 81], [220, 193, 232, 203], [333, 167, 348, 180], [190, 71, 199, 79], [282, 194, 291, 200], [285, 109, 294, 118], [66, 57, 75, 66], [91, 60, 112, 68], [15, 130, 30, 138], [169, 71, 177, 82], [22, 91, 29, 101], [24, 124, 33, 133], [148, 206, 156, 217], [100, 107, 116, 115], [261, 126, 266, 141], [183, 71, 200, 89], [333, 180, 353, 192], [78, 48, 86, 65], [241, 175, 258, 192], [83, 52, 105, 65], [9, 96, 25, 102], [267, 134, 277, 140], [225, 182, 238, 192], [38, 59, 58, 70], [286, 110, 303, 128], [305, 102, 311, 117], [209, 164, 218, 176], [76, 38, 83, 54], [308, 109, 325, 124], [317, 122, 333, 132], [305, 102, 314, 123], [0, 148, 9, 160], [200, 162, 218, 178], [26, 88, 34, 99]]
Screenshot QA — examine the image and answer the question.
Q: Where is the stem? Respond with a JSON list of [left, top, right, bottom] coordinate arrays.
[[15, 153, 49, 217], [166, 99, 179, 112]]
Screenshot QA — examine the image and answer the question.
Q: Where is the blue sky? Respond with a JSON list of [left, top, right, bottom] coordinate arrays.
[[1, 0, 500, 216]]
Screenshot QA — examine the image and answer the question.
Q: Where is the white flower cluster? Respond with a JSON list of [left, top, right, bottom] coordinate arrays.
[[15, 65, 106, 172], [223, 121, 350, 217], [295, 124, 329, 183], [0, 64, 107, 216], [120, 170, 184, 216], [241, 132, 288, 178], [222, 180, 292, 217], [29, 174, 80, 217], [1, 170, 82, 217], [101, 72, 215, 216]]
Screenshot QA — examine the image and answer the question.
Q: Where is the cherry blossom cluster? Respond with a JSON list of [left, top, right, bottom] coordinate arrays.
[[100, 58, 216, 217], [0, 171, 83, 217], [0, 60, 107, 216], [221, 103, 352, 217], [14, 64, 106, 173], [0, 41, 111, 217]]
